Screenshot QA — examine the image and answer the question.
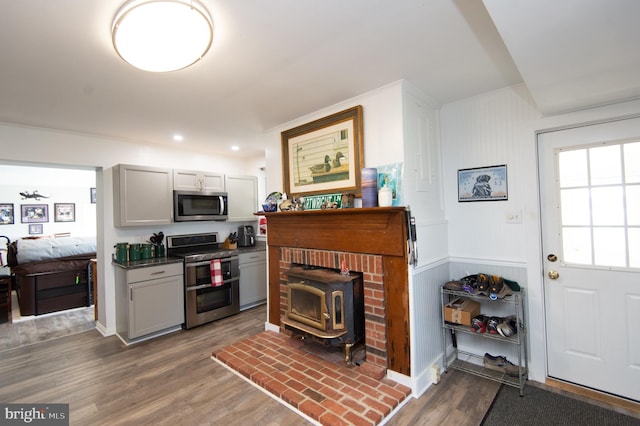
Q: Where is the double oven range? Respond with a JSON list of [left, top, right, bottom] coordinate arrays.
[[166, 233, 239, 329]]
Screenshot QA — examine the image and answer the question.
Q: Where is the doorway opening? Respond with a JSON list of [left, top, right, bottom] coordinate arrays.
[[0, 161, 98, 349]]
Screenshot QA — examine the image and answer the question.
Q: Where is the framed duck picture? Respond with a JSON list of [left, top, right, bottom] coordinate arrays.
[[281, 105, 364, 198]]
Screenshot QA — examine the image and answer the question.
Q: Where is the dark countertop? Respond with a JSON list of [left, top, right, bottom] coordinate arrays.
[[112, 241, 266, 270], [112, 256, 184, 270], [235, 241, 266, 254]]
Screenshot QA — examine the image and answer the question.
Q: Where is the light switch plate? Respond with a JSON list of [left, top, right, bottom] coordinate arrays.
[[506, 209, 522, 224]]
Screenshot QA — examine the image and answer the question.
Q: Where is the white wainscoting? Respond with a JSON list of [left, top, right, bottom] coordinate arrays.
[[410, 260, 449, 396]]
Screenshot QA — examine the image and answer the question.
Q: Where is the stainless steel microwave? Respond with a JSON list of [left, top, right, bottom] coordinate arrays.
[[173, 190, 228, 222]]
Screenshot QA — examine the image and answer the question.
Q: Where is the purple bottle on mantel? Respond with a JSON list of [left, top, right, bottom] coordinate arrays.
[[361, 167, 378, 207]]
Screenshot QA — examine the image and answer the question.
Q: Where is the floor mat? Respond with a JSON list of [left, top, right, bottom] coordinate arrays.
[[482, 384, 640, 425]]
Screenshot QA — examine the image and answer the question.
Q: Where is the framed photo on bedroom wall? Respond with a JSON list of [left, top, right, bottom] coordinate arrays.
[[21, 204, 49, 223], [28, 224, 43, 235], [0, 203, 14, 225], [54, 203, 76, 222]]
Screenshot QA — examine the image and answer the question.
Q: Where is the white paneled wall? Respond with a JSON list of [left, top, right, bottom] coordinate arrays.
[[409, 261, 450, 396], [437, 84, 541, 383], [441, 84, 540, 262]]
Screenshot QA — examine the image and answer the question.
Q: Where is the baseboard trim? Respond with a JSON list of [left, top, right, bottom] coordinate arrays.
[[545, 377, 640, 415]]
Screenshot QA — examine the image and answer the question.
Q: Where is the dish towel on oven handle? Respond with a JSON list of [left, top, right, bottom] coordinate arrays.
[[210, 259, 223, 287]]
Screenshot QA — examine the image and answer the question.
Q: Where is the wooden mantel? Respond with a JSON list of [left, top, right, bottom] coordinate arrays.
[[263, 207, 411, 375]]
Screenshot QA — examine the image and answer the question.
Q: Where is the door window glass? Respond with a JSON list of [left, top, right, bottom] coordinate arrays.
[[624, 142, 640, 183], [559, 149, 588, 187], [558, 140, 640, 268]]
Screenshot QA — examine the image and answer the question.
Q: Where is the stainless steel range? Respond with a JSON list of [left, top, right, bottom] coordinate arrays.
[[167, 233, 239, 329]]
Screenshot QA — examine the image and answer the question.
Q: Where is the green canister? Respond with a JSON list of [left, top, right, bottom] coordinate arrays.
[[129, 243, 142, 261], [115, 243, 129, 263], [141, 243, 152, 260]]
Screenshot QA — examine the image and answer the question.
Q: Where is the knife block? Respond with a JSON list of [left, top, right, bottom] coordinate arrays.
[[222, 238, 237, 250]]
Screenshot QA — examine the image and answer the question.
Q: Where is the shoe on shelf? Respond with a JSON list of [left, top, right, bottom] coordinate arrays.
[[475, 273, 490, 296], [483, 353, 525, 377], [459, 275, 479, 294], [497, 316, 518, 337], [443, 281, 463, 291], [488, 275, 513, 300], [470, 315, 488, 333], [487, 316, 502, 334]]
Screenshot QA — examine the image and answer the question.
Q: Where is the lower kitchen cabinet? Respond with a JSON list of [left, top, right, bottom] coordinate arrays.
[[238, 251, 266, 310], [115, 262, 184, 343]]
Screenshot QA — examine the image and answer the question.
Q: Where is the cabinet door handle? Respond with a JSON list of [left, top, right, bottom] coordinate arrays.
[[130, 288, 133, 301], [151, 270, 166, 275]]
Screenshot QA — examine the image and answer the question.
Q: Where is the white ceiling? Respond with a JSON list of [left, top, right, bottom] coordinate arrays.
[[1, 1, 638, 158]]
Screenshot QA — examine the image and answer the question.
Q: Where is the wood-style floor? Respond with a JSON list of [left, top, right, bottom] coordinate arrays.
[[0, 305, 501, 425], [2, 304, 635, 425]]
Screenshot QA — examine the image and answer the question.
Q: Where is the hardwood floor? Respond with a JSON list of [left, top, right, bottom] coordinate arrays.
[[0, 292, 95, 351], [0, 305, 508, 425]]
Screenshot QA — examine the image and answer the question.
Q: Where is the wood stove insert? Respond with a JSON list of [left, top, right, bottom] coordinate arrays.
[[282, 265, 364, 363]]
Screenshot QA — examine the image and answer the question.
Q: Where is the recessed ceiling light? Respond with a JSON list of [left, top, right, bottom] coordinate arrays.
[[112, 0, 213, 72], [231, 145, 240, 151], [173, 134, 184, 142]]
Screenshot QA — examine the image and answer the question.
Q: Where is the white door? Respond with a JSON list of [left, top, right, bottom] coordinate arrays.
[[538, 117, 640, 402]]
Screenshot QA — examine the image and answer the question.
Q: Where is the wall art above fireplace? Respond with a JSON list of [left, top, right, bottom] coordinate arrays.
[[281, 105, 364, 198]]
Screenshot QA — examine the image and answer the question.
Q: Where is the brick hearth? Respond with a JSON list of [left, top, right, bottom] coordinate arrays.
[[279, 247, 388, 369], [213, 330, 411, 425]]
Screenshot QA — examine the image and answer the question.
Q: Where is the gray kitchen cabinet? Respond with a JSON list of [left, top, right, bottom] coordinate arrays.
[[238, 250, 266, 310], [225, 175, 258, 221], [115, 262, 184, 343], [173, 169, 225, 192], [113, 164, 173, 227]]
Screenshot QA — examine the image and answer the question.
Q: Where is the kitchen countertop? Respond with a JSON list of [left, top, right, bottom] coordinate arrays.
[[112, 256, 184, 270], [235, 241, 266, 254], [112, 241, 266, 270]]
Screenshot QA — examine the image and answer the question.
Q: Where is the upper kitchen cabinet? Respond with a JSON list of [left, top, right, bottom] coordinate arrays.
[[113, 164, 173, 227], [173, 169, 225, 192], [225, 175, 258, 222]]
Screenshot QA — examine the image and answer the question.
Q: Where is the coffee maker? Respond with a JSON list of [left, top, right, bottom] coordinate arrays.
[[237, 225, 256, 247]]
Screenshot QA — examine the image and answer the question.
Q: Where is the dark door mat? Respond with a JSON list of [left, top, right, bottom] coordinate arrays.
[[482, 384, 639, 425]]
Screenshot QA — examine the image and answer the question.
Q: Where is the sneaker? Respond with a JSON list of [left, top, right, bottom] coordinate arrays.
[[459, 275, 478, 294], [470, 315, 488, 333], [497, 316, 518, 337], [486, 316, 502, 334], [483, 353, 525, 377]]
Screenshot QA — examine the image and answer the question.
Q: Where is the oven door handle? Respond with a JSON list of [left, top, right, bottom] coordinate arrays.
[[187, 260, 216, 268], [186, 283, 226, 291], [186, 257, 237, 268]]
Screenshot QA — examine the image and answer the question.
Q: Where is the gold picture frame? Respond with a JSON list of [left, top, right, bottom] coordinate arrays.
[[281, 105, 364, 198]]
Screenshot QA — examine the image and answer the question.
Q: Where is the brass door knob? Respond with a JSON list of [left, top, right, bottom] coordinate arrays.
[[548, 270, 559, 280]]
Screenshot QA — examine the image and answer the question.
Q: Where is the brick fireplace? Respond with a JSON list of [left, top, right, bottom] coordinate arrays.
[[263, 207, 411, 376]]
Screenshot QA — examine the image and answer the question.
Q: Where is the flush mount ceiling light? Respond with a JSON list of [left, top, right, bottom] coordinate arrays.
[[112, 0, 213, 72]]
